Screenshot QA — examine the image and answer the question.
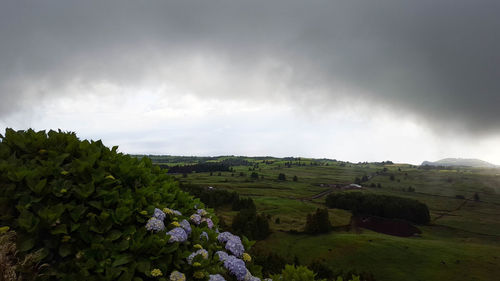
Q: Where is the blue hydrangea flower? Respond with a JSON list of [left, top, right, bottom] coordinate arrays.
[[248, 276, 261, 281], [197, 209, 208, 216], [208, 274, 226, 281], [179, 219, 192, 235], [154, 208, 166, 221], [215, 251, 229, 262], [190, 214, 202, 225], [173, 210, 182, 216], [187, 249, 209, 264], [145, 217, 165, 232], [166, 227, 188, 243], [223, 255, 247, 281], [199, 231, 209, 241], [225, 237, 245, 257]]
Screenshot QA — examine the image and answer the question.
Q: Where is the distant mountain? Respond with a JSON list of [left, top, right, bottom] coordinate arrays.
[[421, 158, 497, 168]]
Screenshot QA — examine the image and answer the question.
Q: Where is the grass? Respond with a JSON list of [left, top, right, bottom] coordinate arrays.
[[149, 156, 500, 281]]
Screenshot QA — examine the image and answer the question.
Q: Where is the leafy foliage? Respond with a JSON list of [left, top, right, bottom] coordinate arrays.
[[325, 192, 430, 224], [0, 129, 258, 281], [270, 265, 323, 281]]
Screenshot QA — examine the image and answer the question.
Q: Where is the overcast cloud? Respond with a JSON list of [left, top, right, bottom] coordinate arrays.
[[1, 0, 500, 163]]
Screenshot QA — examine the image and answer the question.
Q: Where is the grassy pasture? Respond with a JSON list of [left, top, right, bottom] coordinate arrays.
[[148, 156, 500, 280]]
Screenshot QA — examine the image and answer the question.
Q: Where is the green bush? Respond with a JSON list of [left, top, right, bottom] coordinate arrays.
[[270, 265, 323, 281], [0, 129, 258, 281]]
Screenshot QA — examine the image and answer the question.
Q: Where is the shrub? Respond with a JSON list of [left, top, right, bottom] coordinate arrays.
[[278, 173, 286, 181], [270, 265, 322, 281], [0, 129, 260, 281]]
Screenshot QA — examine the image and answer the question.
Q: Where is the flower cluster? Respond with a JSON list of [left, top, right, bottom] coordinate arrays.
[[169, 271, 186, 281], [197, 209, 208, 216], [223, 255, 248, 281], [200, 231, 209, 241], [143, 206, 264, 280], [242, 253, 252, 262], [163, 208, 182, 216], [154, 208, 166, 221], [202, 217, 214, 229], [166, 227, 188, 243], [180, 219, 192, 235], [190, 214, 202, 225], [216, 250, 229, 262], [151, 268, 162, 277], [145, 217, 165, 232], [187, 249, 209, 264], [217, 232, 244, 257], [209, 274, 226, 281]]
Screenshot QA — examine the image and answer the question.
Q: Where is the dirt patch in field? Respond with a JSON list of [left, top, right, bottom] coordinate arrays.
[[351, 216, 422, 237]]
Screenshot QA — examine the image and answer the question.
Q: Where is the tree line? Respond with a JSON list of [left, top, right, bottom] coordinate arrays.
[[163, 162, 232, 174], [325, 192, 430, 224]]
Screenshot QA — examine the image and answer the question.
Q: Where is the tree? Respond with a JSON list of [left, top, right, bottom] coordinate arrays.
[[305, 208, 331, 234], [293, 175, 298, 182], [474, 192, 480, 201], [250, 172, 259, 180], [278, 173, 286, 181]]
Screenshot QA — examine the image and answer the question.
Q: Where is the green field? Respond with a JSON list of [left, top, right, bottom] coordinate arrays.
[[149, 156, 500, 281]]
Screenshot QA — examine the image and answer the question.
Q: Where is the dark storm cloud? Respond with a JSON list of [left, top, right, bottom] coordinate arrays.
[[1, 0, 500, 134]]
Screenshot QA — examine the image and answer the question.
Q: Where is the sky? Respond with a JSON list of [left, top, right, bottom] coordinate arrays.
[[1, 0, 500, 165]]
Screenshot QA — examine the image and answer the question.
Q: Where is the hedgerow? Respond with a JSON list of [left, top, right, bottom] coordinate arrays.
[[0, 129, 263, 281]]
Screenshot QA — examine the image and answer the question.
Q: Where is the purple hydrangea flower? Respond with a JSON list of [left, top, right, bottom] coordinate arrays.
[[200, 231, 209, 241], [203, 218, 214, 229], [190, 214, 202, 225], [223, 255, 247, 281], [187, 249, 209, 264], [166, 227, 188, 243], [179, 219, 192, 235], [145, 217, 165, 232], [225, 237, 245, 257], [249, 276, 261, 281], [197, 209, 208, 216], [208, 274, 226, 281], [154, 208, 166, 221], [215, 251, 229, 262], [217, 232, 235, 243], [172, 210, 182, 216]]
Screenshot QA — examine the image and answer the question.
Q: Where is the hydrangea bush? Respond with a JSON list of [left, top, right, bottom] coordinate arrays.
[[0, 129, 264, 281]]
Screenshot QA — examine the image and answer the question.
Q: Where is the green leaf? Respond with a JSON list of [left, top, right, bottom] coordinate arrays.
[[59, 244, 72, 257], [115, 239, 129, 252], [135, 260, 150, 274], [74, 181, 95, 199], [115, 206, 132, 223], [51, 224, 68, 235], [17, 237, 35, 252], [69, 204, 88, 222], [38, 203, 65, 224], [17, 210, 39, 232], [111, 254, 134, 267], [106, 230, 122, 241]]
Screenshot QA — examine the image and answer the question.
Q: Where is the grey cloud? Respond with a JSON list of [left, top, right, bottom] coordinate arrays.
[[1, 0, 500, 135]]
